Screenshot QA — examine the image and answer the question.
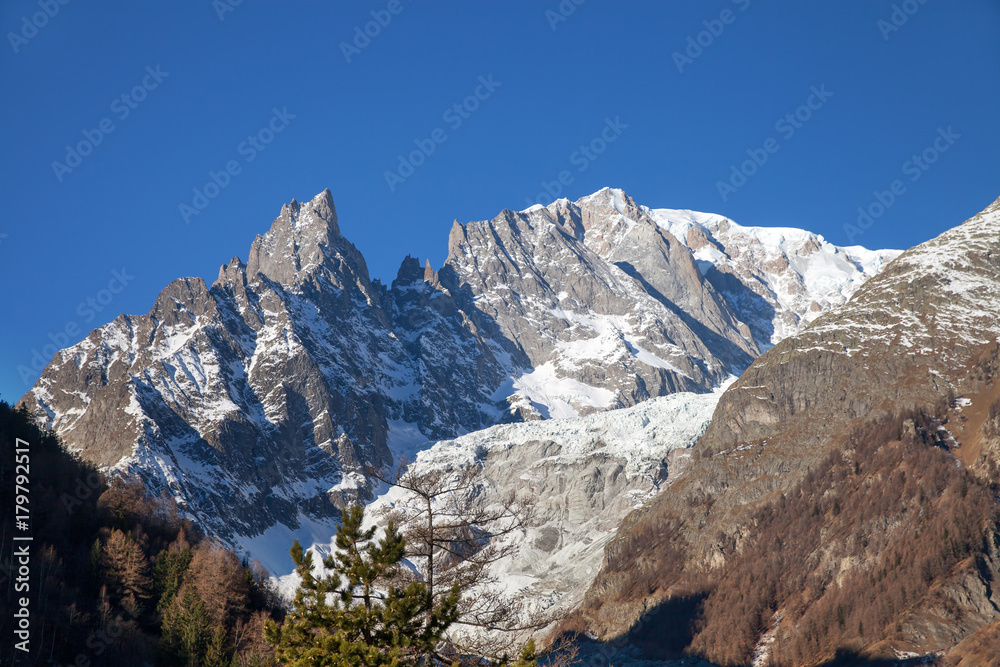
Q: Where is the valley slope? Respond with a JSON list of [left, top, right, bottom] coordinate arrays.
[[573, 195, 1000, 665]]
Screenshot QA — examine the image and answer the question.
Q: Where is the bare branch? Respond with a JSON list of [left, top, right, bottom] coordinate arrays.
[[366, 457, 557, 664]]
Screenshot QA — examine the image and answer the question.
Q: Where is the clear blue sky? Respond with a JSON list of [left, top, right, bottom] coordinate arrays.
[[2, 0, 999, 403]]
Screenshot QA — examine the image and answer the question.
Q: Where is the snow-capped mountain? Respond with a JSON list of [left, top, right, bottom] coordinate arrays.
[[576, 195, 1000, 662], [19, 187, 895, 556], [644, 205, 898, 347], [22, 191, 509, 540]]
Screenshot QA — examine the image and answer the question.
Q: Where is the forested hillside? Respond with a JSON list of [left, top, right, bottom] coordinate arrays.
[[0, 402, 281, 665]]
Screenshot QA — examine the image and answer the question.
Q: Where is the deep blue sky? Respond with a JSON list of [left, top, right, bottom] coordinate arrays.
[[2, 0, 999, 402]]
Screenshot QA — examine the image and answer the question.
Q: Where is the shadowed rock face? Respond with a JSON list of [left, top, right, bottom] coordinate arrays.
[[19, 187, 893, 549], [575, 195, 1000, 660]]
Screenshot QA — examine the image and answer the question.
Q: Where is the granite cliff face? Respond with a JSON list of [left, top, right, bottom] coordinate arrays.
[[445, 188, 896, 419], [19, 188, 893, 563], [574, 196, 1000, 664], [445, 191, 749, 418]]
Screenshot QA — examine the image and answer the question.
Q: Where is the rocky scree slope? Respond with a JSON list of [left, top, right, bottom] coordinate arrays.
[[572, 195, 1000, 664], [20, 188, 893, 553]]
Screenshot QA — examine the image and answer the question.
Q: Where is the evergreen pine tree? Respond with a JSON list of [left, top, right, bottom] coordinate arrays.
[[162, 584, 213, 666], [266, 504, 459, 666], [506, 639, 538, 667], [153, 545, 193, 612], [203, 623, 232, 667]]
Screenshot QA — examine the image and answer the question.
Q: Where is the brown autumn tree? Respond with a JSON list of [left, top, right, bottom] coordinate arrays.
[[101, 528, 153, 616], [185, 542, 251, 628]]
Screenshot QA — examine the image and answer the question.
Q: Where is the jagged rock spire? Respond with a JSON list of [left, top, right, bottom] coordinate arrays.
[[245, 189, 372, 290]]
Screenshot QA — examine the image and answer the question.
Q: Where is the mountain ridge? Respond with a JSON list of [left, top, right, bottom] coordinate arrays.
[[19, 187, 897, 564]]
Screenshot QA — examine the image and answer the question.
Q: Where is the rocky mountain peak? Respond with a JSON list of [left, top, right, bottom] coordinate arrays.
[[390, 256, 439, 293], [280, 188, 339, 233], [578, 186, 639, 215], [446, 219, 465, 258], [245, 189, 372, 290], [393, 255, 426, 287], [215, 256, 247, 288]]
